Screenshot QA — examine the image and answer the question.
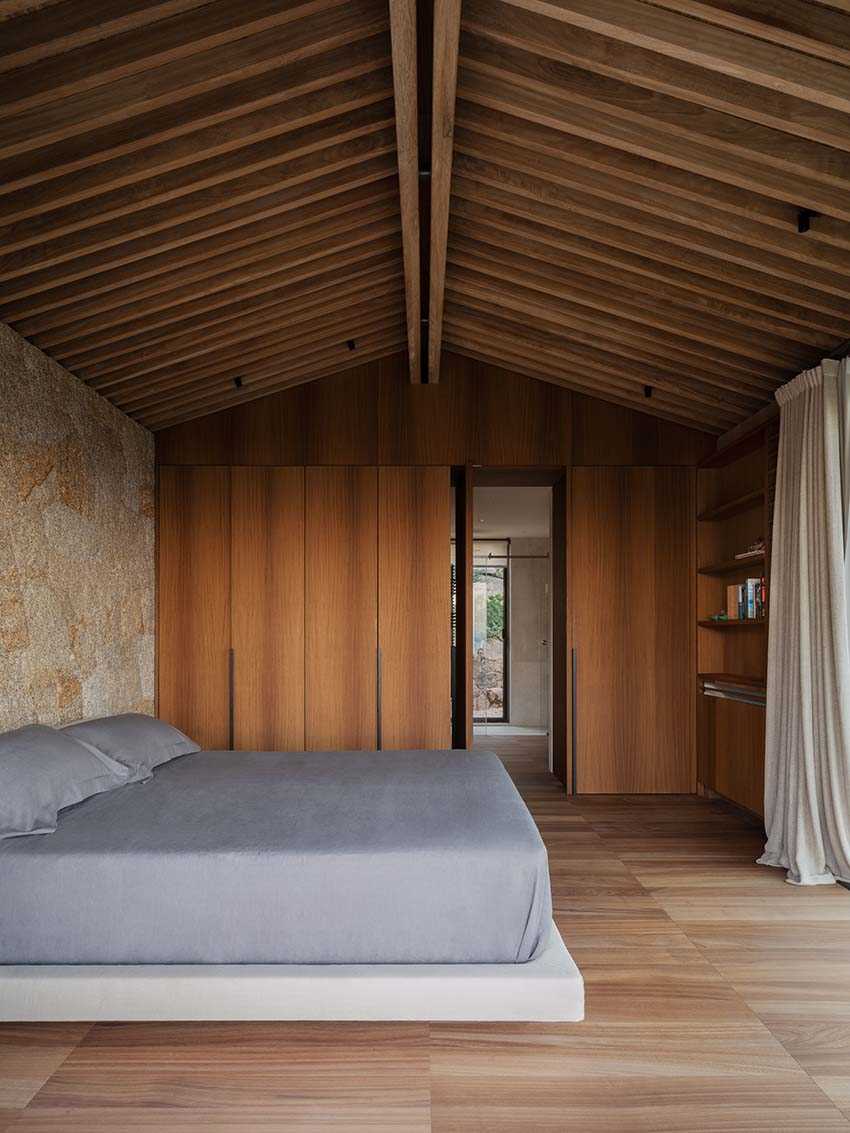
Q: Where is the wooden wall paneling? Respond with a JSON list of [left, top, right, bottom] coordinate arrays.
[[472, 358, 572, 466], [698, 695, 766, 817], [305, 466, 378, 750], [230, 467, 305, 751], [300, 362, 380, 464], [378, 466, 452, 748], [572, 392, 715, 466], [452, 465, 474, 749], [377, 351, 473, 464], [551, 471, 569, 788], [157, 466, 231, 749], [570, 466, 694, 793]]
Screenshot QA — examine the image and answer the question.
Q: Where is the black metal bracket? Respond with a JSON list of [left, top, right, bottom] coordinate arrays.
[[797, 208, 820, 234]]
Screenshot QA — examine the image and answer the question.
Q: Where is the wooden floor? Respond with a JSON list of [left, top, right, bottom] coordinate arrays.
[[2, 737, 850, 1131]]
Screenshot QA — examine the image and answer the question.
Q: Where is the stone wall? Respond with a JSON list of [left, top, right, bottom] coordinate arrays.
[[0, 323, 155, 731]]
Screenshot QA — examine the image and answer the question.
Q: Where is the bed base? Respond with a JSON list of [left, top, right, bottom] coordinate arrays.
[[0, 924, 583, 1023]]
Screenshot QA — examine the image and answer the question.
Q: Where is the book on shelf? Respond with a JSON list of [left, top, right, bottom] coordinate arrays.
[[733, 538, 765, 561], [724, 577, 765, 621]]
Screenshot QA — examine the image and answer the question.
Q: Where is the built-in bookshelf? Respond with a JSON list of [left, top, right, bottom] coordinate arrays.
[[696, 424, 775, 817]]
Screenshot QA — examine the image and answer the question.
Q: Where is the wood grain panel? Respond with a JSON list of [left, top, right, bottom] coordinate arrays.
[[452, 465, 474, 749], [570, 466, 695, 793], [157, 467, 230, 749], [305, 466, 377, 749], [231, 467, 305, 751], [379, 466, 452, 749], [698, 694, 765, 817]]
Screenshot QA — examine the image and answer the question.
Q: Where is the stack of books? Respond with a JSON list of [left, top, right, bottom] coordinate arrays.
[[733, 538, 766, 561], [726, 577, 766, 620], [701, 674, 766, 707]]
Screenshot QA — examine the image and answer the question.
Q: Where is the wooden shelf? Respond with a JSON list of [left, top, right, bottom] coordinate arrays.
[[698, 618, 765, 629], [698, 554, 765, 576], [700, 672, 765, 691], [698, 489, 764, 522]]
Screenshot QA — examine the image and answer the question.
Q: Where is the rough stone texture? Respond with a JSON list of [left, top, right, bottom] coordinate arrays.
[[0, 323, 154, 731]]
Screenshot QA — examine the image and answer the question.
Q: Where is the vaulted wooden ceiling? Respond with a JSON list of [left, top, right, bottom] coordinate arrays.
[[2, 0, 850, 433]]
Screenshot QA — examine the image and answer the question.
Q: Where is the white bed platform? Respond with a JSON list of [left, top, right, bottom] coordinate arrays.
[[0, 924, 583, 1023]]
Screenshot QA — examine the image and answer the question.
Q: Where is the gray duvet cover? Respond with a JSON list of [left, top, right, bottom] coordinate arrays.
[[0, 750, 552, 965]]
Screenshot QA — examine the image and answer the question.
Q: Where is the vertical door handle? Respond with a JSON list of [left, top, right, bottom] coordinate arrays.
[[570, 647, 577, 795], [228, 648, 235, 750], [376, 646, 382, 751]]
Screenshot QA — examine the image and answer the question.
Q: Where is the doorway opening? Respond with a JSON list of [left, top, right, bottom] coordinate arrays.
[[471, 485, 552, 756]]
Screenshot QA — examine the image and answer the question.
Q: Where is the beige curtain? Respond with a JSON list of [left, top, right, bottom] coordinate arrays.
[[758, 358, 850, 885]]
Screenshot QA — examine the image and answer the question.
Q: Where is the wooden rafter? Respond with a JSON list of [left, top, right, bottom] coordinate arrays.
[[427, 0, 462, 382], [388, 0, 421, 381]]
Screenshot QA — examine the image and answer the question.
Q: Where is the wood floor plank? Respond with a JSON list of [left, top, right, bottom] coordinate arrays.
[[5, 737, 849, 1130]]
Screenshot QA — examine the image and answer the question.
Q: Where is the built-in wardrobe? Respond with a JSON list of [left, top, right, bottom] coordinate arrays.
[[157, 466, 452, 751]]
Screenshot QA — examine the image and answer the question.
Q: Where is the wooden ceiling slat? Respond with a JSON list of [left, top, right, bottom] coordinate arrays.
[[448, 196, 850, 340], [0, 63, 393, 229], [446, 234, 815, 370], [451, 171, 850, 315], [0, 0, 361, 116], [0, 102, 396, 256], [446, 271, 785, 384], [50, 246, 405, 362], [15, 218, 401, 340], [463, 0, 850, 150], [0, 175, 399, 308], [77, 270, 405, 385], [142, 340, 406, 430], [137, 324, 406, 424], [446, 255, 807, 370], [389, 0, 421, 381], [448, 220, 839, 351], [110, 298, 407, 407], [55, 253, 403, 369], [646, 1, 850, 64], [444, 283, 780, 400], [33, 238, 402, 354], [498, 0, 850, 114], [0, 0, 211, 73], [443, 300, 760, 413], [0, 0, 387, 159], [0, 34, 390, 194], [454, 120, 850, 264], [459, 36, 850, 216]]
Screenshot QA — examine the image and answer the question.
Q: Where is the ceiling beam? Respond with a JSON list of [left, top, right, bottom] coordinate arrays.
[[427, 0, 461, 381], [389, 0, 421, 381]]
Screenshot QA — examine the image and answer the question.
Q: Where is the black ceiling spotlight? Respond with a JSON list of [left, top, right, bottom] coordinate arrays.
[[346, 339, 356, 351], [644, 385, 654, 398], [233, 375, 243, 389], [797, 208, 820, 234]]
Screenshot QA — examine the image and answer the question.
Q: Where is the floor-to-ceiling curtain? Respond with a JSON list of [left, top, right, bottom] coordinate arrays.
[[758, 358, 850, 885]]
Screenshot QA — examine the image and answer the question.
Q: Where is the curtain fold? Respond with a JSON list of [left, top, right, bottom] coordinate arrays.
[[758, 358, 850, 885]]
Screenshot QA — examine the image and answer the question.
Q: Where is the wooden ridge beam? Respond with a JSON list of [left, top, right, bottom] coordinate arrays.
[[389, 0, 421, 381], [427, 0, 462, 381]]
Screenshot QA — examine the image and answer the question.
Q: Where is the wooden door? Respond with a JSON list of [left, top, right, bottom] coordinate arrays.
[[231, 467, 305, 750], [379, 466, 452, 749], [570, 467, 694, 793], [305, 466, 378, 750], [158, 467, 230, 749]]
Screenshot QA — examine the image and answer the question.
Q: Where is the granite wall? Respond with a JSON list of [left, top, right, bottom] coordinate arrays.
[[0, 323, 155, 731]]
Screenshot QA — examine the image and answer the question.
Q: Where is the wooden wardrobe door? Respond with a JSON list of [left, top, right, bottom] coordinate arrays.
[[158, 467, 230, 749], [379, 466, 452, 749], [305, 466, 378, 750], [570, 467, 694, 793], [231, 467, 304, 751]]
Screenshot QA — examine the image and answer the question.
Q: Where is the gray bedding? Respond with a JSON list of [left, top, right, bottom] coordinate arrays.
[[0, 749, 552, 965]]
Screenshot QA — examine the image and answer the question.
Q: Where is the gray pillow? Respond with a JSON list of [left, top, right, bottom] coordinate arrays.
[[0, 724, 132, 840], [64, 713, 200, 779]]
